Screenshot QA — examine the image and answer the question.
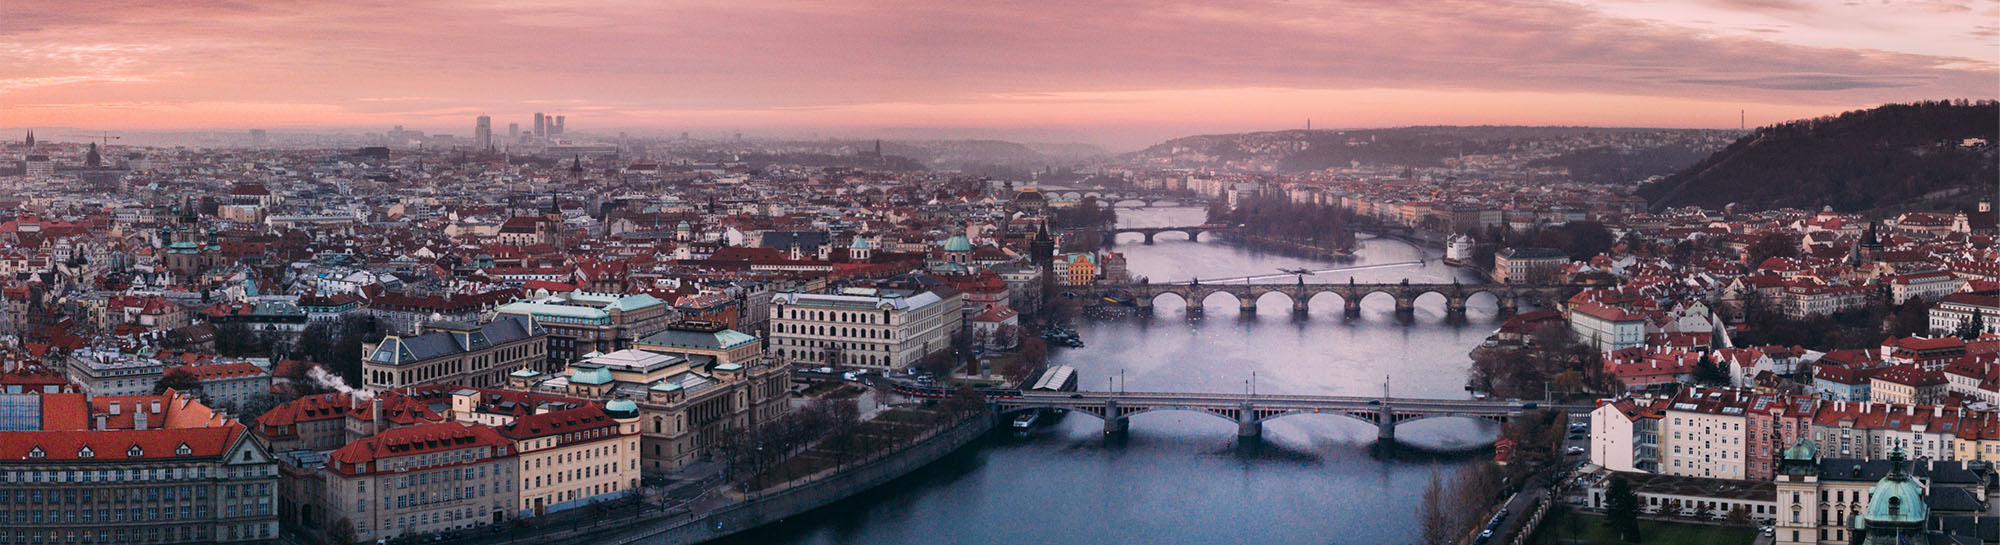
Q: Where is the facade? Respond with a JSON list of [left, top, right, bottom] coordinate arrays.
[[636, 320, 789, 425], [508, 347, 754, 475], [1930, 293, 1999, 337], [767, 288, 963, 371], [1660, 388, 1753, 480], [496, 405, 640, 517], [1589, 395, 1666, 473], [172, 362, 273, 410], [64, 346, 165, 397], [1884, 271, 1964, 305], [1774, 441, 1990, 545], [1570, 302, 1647, 351], [497, 291, 673, 368], [362, 316, 548, 392], [1780, 284, 1872, 319], [0, 391, 280, 544], [321, 423, 518, 543], [1493, 247, 1566, 284], [1868, 365, 1947, 405]]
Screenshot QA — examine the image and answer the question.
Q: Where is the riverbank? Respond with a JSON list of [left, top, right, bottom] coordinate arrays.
[[602, 410, 996, 545]]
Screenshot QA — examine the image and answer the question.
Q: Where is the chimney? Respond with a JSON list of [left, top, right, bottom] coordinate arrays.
[[133, 410, 147, 430], [93, 414, 106, 430], [371, 397, 383, 432]]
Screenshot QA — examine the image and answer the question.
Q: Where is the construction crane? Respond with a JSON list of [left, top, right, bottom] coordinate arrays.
[[59, 132, 121, 146]]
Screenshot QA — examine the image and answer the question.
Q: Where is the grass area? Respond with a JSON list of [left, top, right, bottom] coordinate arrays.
[[1532, 509, 1758, 545]]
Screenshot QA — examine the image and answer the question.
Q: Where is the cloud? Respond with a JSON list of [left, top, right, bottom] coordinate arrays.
[[0, 0, 1992, 142]]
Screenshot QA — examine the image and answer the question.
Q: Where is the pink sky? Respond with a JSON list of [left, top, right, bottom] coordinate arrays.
[[3, 0, 1995, 148]]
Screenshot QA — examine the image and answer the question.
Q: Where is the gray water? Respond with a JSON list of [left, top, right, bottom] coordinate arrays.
[[721, 207, 1501, 545]]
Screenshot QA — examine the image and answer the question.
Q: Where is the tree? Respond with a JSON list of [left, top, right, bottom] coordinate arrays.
[[1018, 337, 1048, 368], [154, 367, 200, 395], [1603, 475, 1641, 542], [1958, 310, 1987, 341], [327, 518, 357, 545], [1744, 232, 1799, 265], [1694, 351, 1730, 386], [945, 385, 985, 416], [1417, 468, 1453, 545], [1725, 505, 1753, 527]]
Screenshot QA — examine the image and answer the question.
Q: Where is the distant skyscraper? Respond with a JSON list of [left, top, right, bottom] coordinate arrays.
[[554, 115, 565, 136], [508, 123, 519, 140], [534, 113, 546, 137], [475, 115, 492, 149]]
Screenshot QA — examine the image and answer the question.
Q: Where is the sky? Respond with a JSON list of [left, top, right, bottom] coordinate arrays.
[[3, 0, 1996, 149]]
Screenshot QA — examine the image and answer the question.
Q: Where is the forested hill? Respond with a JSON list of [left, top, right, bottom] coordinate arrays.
[[1637, 100, 1998, 213]]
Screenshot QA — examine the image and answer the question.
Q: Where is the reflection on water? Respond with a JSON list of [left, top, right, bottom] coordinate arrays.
[[732, 208, 1500, 545]]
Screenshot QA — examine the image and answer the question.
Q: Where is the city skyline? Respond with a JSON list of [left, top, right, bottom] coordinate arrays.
[[5, 0, 1996, 148]]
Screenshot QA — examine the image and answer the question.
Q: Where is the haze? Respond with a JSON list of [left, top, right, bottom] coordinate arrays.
[[4, 0, 1996, 149]]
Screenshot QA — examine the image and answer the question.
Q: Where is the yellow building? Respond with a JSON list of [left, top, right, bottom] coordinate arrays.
[[498, 404, 641, 516]]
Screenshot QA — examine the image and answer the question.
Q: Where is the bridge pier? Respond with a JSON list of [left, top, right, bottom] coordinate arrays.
[[1142, 232, 1155, 245], [1394, 297, 1415, 316], [1377, 407, 1397, 441], [1186, 300, 1204, 316], [1344, 299, 1362, 319], [1497, 299, 1518, 317], [1135, 298, 1153, 315], [1187, 231, 1202, 243], [1446, 296, 1467, 317], [1292, 299, 1310, 316], [1238, 297, 1257, 314], [1237, 404, 1262, 441], [1102, 401, 1128, 437]]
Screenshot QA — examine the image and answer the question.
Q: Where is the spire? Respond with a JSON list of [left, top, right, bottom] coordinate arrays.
[[23, 130, 33, 147], [570, 154, 583, 175], [85, 142, 101, 168]]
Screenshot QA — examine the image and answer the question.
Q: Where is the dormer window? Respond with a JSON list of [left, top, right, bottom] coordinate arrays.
[[77, 446, 94, 459], [27, 446, 44, 459], [127, 445, 144, 458], [176, 443, 192, 456]]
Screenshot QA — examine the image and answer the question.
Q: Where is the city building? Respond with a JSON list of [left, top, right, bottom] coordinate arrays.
[[507, 347, 752, 474], [1773, 442, 1989, 545], [1659, 388, 1753, 480], [767, 287, 963, 371], [1493, 247, 1567, 284], [361, 316, 548, 392], [321, 422, 518, 543], [496, 291, 673, 368], [1930, 293, 1999, 337], [64, 345, 165, 397], [1570, 302, 1647, 351], [496, 405, 639, 516], [0, 390, 279, 544], [170, 362, 272, 410]]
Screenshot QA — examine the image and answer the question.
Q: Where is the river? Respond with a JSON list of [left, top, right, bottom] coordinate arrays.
[[717, 207, 1503, 545]]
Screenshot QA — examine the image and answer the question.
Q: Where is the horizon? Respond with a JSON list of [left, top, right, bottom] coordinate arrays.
[[7, 1, 1997, 149]]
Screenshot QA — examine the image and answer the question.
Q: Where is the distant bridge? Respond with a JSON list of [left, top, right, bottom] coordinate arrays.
[[995, 391, 1589, 442], [1085, 279, 1584, 316], [1045, 190, 1210, 208], [1099, 224, 1240, 244]]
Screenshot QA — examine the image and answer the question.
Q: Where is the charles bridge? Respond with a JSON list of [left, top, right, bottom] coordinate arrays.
[[1084, 279, 1584, 317]]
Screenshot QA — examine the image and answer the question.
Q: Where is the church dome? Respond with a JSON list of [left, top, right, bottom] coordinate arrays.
[[1859, 447, 1928, 528], [941, 234, 972, 252]]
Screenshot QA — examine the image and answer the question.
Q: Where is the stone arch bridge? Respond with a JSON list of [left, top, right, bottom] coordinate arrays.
[[1087, 280, 1583, 316], [1098, 225, 1239, 245]]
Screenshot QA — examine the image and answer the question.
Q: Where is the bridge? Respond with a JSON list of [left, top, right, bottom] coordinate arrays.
[[994, 390, 1589, 443], [1087, 279, 1583, 316], [1099, 224, 1240, 244], [1046, 190, 1210, 208]]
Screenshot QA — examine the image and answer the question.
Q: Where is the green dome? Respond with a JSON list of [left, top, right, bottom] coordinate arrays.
[[850, 236, 871, 249], [570, 367, 614, 386], [1860, 447, 1928, 527], [942, 234, 971, 252], [604, 399, 639, 418]]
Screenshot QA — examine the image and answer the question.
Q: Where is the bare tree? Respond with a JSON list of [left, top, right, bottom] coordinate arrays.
[[1417, 467, 1453, 545]]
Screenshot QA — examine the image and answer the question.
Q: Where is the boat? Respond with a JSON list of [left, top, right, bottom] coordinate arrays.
[[1011, 411, 1042, 437]]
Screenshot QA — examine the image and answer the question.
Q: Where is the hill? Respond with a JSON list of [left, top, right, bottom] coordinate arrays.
[[1125, 126, 1733, 179], [1637, 100, 1998, 212]]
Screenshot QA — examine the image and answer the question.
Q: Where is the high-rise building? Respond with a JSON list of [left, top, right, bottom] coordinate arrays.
[[508, 123, 519, 140], [533, 113, 546, 137], [554, 115, 565, 135], [475, 115, 492, 149]]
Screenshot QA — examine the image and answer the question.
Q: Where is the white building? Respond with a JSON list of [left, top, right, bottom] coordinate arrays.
[[1569, 302, 1647, 351], [767, 287, 964, 370], [1660, 389, 1752, 480], [1930, 293, 1999, 337]]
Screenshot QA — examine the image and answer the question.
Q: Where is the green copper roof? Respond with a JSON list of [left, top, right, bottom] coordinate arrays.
[[604, 399, 638, 416], [569, 367, 614, 386], [1860, 447, 1928, 526], [941, 234, 971, 252], [1782, 436, 1818, 461], [508, 368, 541, 377]]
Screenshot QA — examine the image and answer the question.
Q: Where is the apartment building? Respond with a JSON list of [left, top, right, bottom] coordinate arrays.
[[321, 423, 519, 543], [0, 391, 279, 544], [1659, 388, 1753, 480], [496, 405, 640, 516]]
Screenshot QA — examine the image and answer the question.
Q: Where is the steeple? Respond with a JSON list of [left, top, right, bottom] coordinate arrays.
[[569, 155, 584, 176], [85, 142, 101, 168], [23, 130, 33, 147]]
